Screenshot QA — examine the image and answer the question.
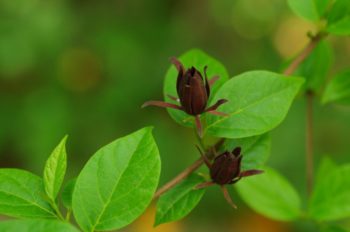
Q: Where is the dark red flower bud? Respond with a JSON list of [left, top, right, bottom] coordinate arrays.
[[209, 146, 263, 185], [142, 57, 228, 137], [176, 66, 209, 115], [210, 149, 242, 185], [196, 145, 263, 208]]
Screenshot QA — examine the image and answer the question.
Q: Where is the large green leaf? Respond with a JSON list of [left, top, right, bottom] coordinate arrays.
[[163, 49, 229, 127], [43, 135, 67, 202], [322, 70, 350, 104], [0, 219, 79, 232], [327, 16, 350, 35], [294, 41, 333, 92], [205, 71, 304, 138], [72, 127, 161, 232], [236, 167, 301, 221], [309, 162, 350, 221], [221, 133, 271, 170], [287, 0, 319, 21], [155, 174, 206, 226], [0, 169, 56, 219]]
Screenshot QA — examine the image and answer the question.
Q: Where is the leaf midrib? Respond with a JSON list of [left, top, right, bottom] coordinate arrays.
[[89, 133, 149, 232]]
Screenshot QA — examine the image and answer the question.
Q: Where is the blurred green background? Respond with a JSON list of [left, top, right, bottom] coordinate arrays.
[[1, 0, 350, 231]]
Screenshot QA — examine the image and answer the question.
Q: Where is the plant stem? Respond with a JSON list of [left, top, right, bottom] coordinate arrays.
[[306, 91, 314, 195], [283, 33, 323, 76], [195, 126, 206, 150], [153, 129, 225, 199], [153, 158, 204, 199], [282, 32, 324, 195]]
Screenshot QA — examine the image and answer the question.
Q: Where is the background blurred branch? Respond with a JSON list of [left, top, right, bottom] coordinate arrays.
[[306, 90, 314, 196], [283, 33, 324, 76]]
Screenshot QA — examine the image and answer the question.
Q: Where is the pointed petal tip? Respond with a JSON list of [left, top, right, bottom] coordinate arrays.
[[221, 185, 238, 209], [169, 56, 178, 62], [232, 147, 242, 156], [240, 169, 264, 178], [169, 57, 184, 71], [141, 102, 150, 108]]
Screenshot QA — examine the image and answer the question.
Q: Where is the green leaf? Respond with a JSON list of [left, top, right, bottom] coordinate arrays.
[[322, 70, 350, 104], [327, 16, 350, 35], [155, 174, 206, 226], [205, 71, 304, 138], [287, 0, 319, 21], [0, 169, 56, 219], [43, 135, 67, 202], [327, 0, 350, 24], [0, 219, 79, 232], [322, 225, 349, 232], [236, 167, 301, 221], [61, 178, 76, 210], [221, 133, 271, 170], [316, 0, 332, 17], [309, 163, 350, 221], [72, 127, 161, 232], [315, 156, 337, 187], [295, 41, 333, 92], [163, 48, 229, 127]]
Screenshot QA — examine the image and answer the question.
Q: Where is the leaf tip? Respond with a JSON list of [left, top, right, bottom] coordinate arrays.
[[61, 134, 69, 145]]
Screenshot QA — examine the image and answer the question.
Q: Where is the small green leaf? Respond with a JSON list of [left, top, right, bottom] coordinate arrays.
[[222, 133, 271, 170], [309, 163, 350, 221], [72, 127, 161, 232], [0, 219, 79, 232], [322, 70, 350, 104], [61, 178, 76, 210], [155, 174, 206, 226], [0, 169, 56, 219], [295, 41, 333, 92], [287, 0, 319, 21], [327, 16, 350, 35], [236, 167, 301, 221], [163, 48, 229, 127], [205, 71, 304, 138], [43, 135, 68, 202]]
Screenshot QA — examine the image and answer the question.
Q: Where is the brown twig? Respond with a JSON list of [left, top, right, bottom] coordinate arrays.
[[306, 91, 314, 195], [153, 136, 225, 200], [153, 158, 204, 199], [283, 33, 323, 76]]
